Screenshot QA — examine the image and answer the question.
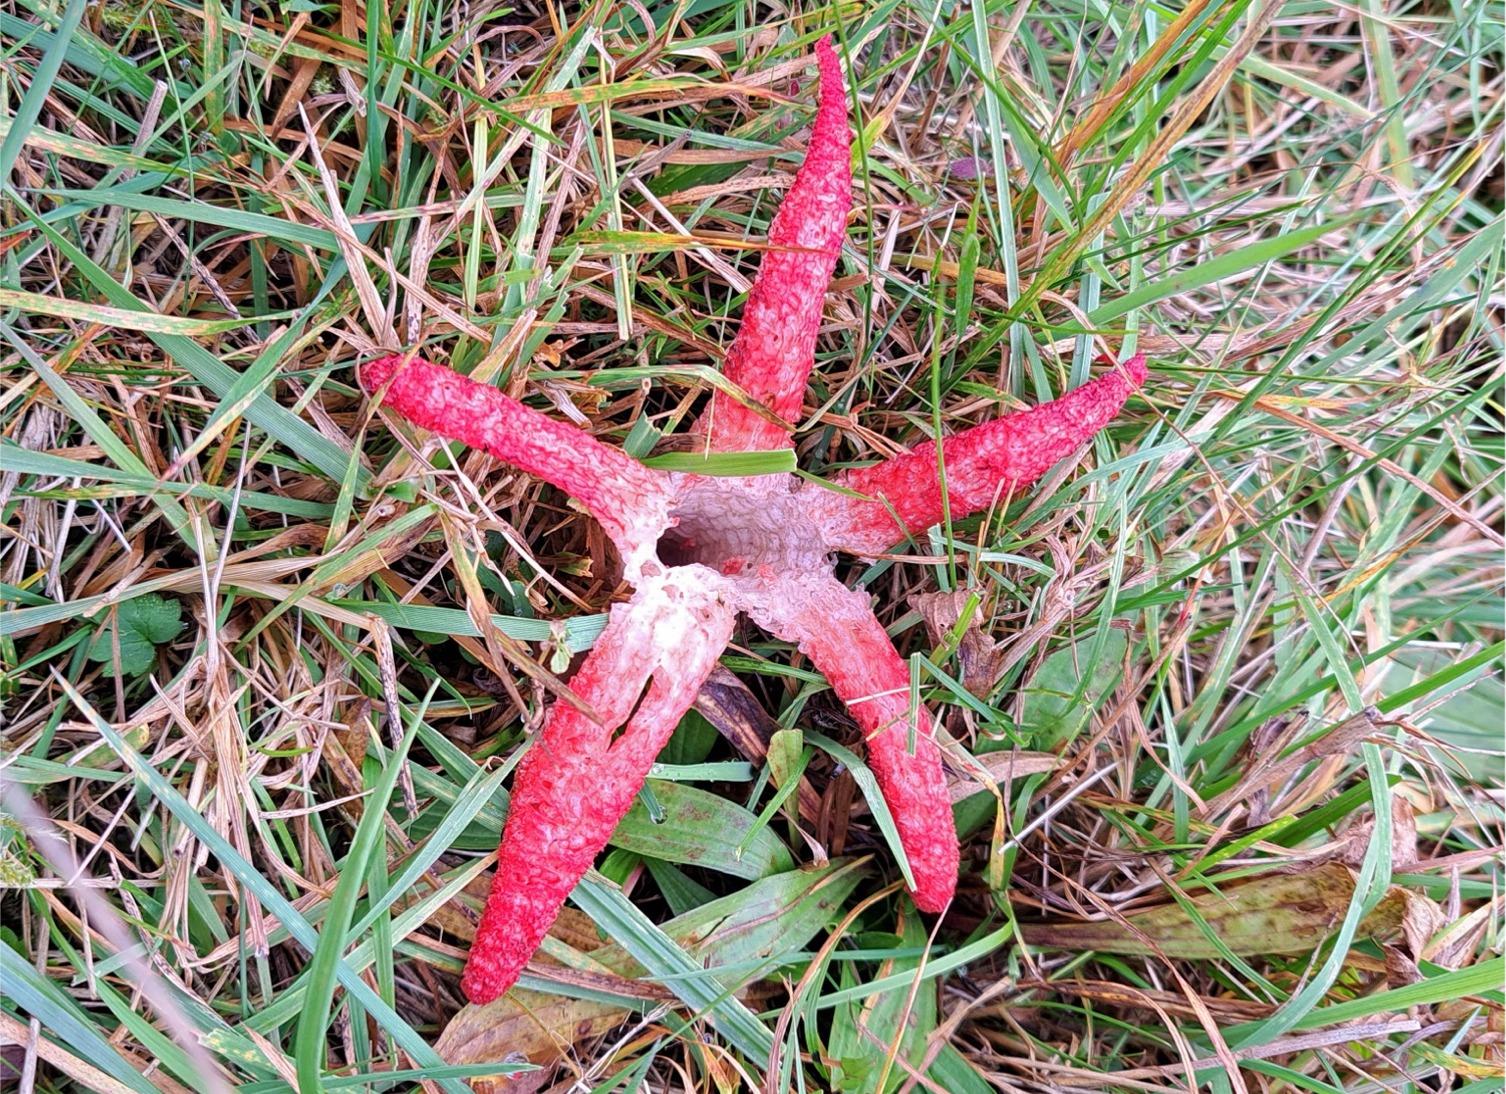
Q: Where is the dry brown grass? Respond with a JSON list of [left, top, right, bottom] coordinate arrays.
[[1, 0, 1501, 1090]]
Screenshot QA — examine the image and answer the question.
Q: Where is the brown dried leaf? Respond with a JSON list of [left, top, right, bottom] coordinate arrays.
[[694, 665, 782, 754], [436, 988, 625, 1092], [1020, 862, 1443, 959], [437, 860, 867, 1085], [694, 665, 822, 822], [911, 588, 1005, 698], [401, 878, 605, 953], [1371, 883, 1446, 960], [324, 703, 370, 820], [1329, 795, 1421, 873], [544, 907, 609, 956]]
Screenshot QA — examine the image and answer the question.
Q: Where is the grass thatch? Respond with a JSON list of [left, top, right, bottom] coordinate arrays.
[[1, 0, 1501, 1091]]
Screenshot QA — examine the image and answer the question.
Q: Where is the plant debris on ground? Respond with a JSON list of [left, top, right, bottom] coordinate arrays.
[[0, 0, 1501, 1092]]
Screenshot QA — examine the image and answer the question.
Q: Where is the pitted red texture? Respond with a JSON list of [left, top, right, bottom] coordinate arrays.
[[360, 354, 673, 551], [459, 575, 736, 1004], [749, 574, 959, 912], [702, 36, 852, 453], [825, 354, 1148, 554], [362, 38, 1149, 1007]]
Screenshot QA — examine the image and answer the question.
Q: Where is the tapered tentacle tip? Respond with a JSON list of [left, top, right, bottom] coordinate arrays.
[[455, 888, 575, 1005], [459, 953, 508, 1006], [813, 36, 848, 125], [1104, 350, 1149, 388], [459, 896, 548, 1003], [911, 879, 955, 915]]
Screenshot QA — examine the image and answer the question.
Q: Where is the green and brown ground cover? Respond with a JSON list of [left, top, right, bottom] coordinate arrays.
[[1, 0, 1501, 1090]]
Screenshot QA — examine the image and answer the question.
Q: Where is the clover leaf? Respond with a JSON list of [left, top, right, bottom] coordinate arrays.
[[87, 595, 184, 676]]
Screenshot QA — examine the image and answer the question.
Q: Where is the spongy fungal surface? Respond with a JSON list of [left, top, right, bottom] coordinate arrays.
[[459, 564, 735, 1004], [361, 35, 1147, 1005], [659, 474, 831, 575]]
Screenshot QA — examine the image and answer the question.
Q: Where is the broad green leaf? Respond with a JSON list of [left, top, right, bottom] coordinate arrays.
[[1384, 647, 1504, 782], [828, 909, 939, 1093], [610, 779, 795, 879], [86, 594, 184, 676], [1019, 629, 1128, 750]]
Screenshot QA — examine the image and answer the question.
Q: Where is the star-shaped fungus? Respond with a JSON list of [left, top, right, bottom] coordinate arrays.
[[361, 36, 1147, 1005]]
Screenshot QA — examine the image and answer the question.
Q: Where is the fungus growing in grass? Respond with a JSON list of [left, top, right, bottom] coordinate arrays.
[[361, 36, 1147, 1005]]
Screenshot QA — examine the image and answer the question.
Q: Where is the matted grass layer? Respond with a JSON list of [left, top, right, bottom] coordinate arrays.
[[1, 0, 1501, 1091]]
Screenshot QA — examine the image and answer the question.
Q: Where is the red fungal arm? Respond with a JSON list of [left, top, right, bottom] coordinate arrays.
[[758, 574, 958, 913], [461, 574, 735, 1004], [361, 354, 674, 554], [703, 36, 853, 452], [823, 353, 1148, 554]]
